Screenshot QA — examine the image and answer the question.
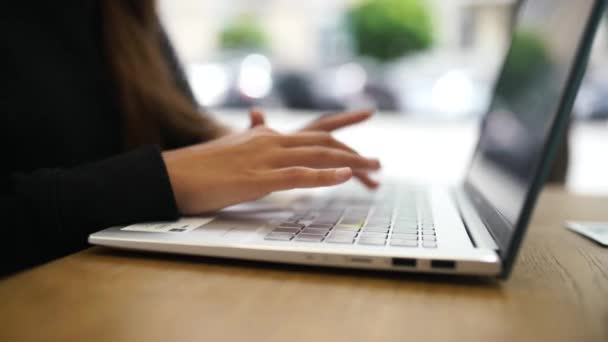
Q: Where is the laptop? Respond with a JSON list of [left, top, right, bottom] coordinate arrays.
[[89, 0, 606, 279]]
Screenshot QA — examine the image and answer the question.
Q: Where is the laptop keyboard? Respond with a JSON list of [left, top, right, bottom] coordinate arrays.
[[264, 188, 437, 248]]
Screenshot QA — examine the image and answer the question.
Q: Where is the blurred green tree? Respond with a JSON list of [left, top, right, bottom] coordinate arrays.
[[219, 15, 267, 51], [347, 0, 433, 62]]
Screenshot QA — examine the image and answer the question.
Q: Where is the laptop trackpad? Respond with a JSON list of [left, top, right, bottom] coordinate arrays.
[[191, 220, 264, 242], [194, 208, 291, 240]]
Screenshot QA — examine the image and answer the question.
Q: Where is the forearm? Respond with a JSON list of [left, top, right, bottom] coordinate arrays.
[[1, 145, 179, 275]]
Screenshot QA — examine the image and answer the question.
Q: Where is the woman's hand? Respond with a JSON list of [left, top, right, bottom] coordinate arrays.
[[248, 108, 379, 188], [248, 108, 373, 132], [163, 126, 381, 215]]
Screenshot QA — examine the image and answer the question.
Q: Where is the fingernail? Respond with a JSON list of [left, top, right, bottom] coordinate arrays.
[[369, 159, 381, 169], [335, 167, 352, 181]]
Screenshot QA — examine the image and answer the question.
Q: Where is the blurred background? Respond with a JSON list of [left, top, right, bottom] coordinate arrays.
[[158, 0, 608, 194]]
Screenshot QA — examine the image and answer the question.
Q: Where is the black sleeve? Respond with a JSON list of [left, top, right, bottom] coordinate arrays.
[[0, 146, 179, 275]]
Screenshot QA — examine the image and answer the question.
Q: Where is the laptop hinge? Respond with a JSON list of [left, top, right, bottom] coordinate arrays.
[[453, 187, 499, 251]]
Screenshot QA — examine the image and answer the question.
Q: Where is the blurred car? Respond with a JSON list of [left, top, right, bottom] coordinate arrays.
[[384, 51, 498, 118], [187, 52, 281, 109], [187, 52, 404, 112]]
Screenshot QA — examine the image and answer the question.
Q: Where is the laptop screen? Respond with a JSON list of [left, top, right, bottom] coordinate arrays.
[[465, 0, 601, 251]]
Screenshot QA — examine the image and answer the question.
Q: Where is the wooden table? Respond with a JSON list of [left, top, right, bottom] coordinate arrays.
[[0, 187, 606, 342]]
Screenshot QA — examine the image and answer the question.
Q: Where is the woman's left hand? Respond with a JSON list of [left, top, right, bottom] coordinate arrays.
[[247, 108, 380, 189]]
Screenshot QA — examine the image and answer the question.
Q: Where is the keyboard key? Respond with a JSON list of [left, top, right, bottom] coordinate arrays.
[[338, 219, 363, 227], [314, 220, 339, 226], [360, 232, 388, 239], [372, 209, 393, 216], [317, 210, 343, 219], [345, 210, 369, 217], [315, 214, 341, 221], [326, 236, 355, 244], [393, 223, 418, 230], [392, 218, 416, 224], [265, 232, 295, 241], [392, 227, 418, 234], [390, 239, 418, 247], [423, 241, 438, 248], [307, 223, 334, 229], [342, 213, 366, 219], [273, 227, 301, 234], [369, 218, 391, 223], [422, 235, 437, 241], [328, 231, 357, 239], [358, 237, 386, 246], [302, 228, 330, 235], [333, 226, 360, 232], [366, 223, 391, 229], [362, 226, 390, 233], [397, 217, 417, 222], [314, 214, 342, 225], [366, 219, 391, 226], [295, 234, 325, 242], [278, 223, 305, 229], [391, 233, 418, 240], [318, 212, 342, 218]]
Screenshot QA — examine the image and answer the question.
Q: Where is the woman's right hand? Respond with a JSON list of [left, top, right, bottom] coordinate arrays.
[[162, 126, 381, 215]]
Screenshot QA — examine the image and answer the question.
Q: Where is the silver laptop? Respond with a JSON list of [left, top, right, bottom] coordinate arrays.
[[89, 0, 605, 279]]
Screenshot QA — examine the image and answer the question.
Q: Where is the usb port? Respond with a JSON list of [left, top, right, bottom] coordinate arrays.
[[431, 260, 456, 269], [392, 258, 417, 267]]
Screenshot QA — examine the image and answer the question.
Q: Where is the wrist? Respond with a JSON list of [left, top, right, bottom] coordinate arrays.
[[162, 150, 192, 215]]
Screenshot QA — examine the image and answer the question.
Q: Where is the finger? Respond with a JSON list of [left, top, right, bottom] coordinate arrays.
[[249, 108, 266, 128], [266, 167, 353, 191], [271, 147, 381, 170], [354, 171, 380, 189], [300, 109, 373, 132], [278, 131, 359, 155], [278, 132, 382, 170]]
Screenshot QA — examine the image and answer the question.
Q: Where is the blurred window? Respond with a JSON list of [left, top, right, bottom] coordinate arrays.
[[159, 0, 607, 122]]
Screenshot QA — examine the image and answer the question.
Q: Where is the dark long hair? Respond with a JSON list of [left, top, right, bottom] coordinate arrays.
[[101, 0, 225, 149]]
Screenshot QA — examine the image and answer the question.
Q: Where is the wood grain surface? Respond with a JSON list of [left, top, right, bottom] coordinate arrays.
[[0, 186, 606, 342]]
